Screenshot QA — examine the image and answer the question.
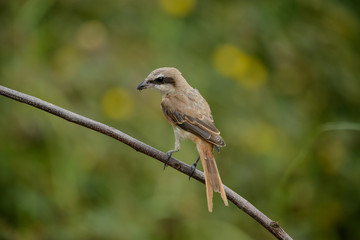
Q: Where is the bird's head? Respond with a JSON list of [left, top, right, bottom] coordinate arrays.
[[137, 67, 189, 95]]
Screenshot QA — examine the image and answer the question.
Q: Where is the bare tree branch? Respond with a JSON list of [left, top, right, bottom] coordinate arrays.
[[0, 85, 293, 240]]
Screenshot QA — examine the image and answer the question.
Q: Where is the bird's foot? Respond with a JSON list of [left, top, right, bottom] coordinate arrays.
[[164, 151, 173, 170], [189, 156, 200, 180]]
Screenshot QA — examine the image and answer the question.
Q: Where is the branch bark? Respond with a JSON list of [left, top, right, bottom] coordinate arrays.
[[0, 85, 293, 240]]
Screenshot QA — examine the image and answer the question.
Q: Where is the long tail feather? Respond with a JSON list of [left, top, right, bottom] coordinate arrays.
[[197, 142, 228, 212]]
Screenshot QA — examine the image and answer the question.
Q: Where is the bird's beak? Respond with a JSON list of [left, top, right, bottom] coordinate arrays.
[[137, 80, 149, 91]]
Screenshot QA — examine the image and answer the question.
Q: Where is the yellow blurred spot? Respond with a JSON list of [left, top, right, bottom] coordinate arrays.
[[76, 21, 108, 51], [101, 88, 133, 120], [159, 0, 196, 17], [242, 122, 280, 154], [213, 44, 267, 89], [238, 57, 267, 89], [213, 44, 250, 78]]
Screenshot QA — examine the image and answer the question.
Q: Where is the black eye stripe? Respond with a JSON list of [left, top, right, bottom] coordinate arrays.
[[164, 77, 175, 84], [150, 77, 175, 85], [156, 77, 164, 83]]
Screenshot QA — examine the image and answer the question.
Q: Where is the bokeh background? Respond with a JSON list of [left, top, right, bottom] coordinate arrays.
[[1, 0, 360, 239]]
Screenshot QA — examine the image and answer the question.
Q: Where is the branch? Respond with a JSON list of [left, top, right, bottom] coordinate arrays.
[[0, 85, 293, 240]]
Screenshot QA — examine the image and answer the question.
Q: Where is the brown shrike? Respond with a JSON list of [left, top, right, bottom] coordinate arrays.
[[137, 67, 228, 212]]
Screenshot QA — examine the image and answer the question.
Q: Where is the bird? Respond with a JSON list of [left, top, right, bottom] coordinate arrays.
[[137, 67, 228, 212]]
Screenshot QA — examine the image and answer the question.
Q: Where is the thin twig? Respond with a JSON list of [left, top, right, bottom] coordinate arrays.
[[0, 85, 293, 240]]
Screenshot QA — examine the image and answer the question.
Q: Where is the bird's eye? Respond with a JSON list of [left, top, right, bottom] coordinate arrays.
[[156, 77, 164, 83]]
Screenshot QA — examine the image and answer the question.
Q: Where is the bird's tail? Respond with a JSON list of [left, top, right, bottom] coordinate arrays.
[[197, 142, 228, 212]]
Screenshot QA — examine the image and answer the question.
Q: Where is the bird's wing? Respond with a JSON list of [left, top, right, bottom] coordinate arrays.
[[161, 100, 226, 147]]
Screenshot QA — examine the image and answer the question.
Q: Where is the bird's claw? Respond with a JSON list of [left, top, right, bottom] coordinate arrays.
[[189, 165, 197, 180], [164, 151, 172, 170], [189, 156, 200, 180]]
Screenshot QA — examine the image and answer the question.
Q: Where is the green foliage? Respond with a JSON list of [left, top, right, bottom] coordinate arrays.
[[1, 0, 360, 239]]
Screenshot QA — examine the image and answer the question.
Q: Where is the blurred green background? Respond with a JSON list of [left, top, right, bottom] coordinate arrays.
[[1, 0, 360, 239]]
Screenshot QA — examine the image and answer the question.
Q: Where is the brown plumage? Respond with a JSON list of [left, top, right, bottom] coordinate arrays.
[[137, 67, 228, 212]]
